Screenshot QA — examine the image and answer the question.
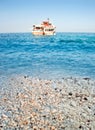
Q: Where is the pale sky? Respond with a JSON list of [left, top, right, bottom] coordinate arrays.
[[0, 0, 95, 33]]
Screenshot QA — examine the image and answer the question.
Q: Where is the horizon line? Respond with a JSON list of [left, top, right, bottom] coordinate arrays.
[[0, 31, 95, 34]]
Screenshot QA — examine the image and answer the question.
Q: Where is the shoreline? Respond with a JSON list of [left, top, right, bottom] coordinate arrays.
[[0, 75, 95, 129]]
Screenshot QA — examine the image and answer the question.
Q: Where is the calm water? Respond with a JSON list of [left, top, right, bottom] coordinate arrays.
[[0, 32, 95, 79]]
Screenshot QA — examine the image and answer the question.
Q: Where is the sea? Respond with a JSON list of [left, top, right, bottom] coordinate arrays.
[[0, 32, 95, 80]]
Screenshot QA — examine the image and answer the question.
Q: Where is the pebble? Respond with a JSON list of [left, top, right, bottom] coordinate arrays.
[[0, 76, 95, 129]]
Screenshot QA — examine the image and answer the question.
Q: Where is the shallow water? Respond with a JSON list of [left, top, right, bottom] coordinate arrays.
[[0, 32, 95, 79]]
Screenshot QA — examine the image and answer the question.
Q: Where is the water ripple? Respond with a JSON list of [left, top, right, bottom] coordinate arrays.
[[0, 32, 95, 79]]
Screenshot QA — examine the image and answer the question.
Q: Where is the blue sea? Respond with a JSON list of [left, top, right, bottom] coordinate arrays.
[[0, 32, 95, 79]]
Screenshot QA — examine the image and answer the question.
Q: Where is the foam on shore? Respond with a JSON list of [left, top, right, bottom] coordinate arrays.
[[0, 75, 95, 129]]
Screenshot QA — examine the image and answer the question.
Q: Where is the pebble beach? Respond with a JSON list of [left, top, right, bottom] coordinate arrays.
[[0, 75, 95, 130]]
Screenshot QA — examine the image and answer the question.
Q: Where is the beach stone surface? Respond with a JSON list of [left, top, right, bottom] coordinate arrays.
[[0, 75, 95, 129]]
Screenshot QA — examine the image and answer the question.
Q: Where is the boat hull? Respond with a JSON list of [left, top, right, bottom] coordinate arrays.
[[32, 31, 44, 35], [32, 31, 55, 36]]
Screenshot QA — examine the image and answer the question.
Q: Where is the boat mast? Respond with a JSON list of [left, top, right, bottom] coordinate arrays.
[[47, 18, 49, 22]]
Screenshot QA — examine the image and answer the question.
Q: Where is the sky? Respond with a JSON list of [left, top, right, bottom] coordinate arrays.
[[0, 0, 95, 33]]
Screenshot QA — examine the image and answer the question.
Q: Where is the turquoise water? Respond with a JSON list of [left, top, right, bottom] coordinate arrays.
[[0, 32, 95, 79]]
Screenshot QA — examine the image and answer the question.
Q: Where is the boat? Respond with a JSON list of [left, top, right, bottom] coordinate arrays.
[[32, 19, 56, 35]]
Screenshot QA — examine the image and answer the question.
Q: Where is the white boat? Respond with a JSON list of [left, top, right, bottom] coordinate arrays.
[[32, 19, 56, 35]]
